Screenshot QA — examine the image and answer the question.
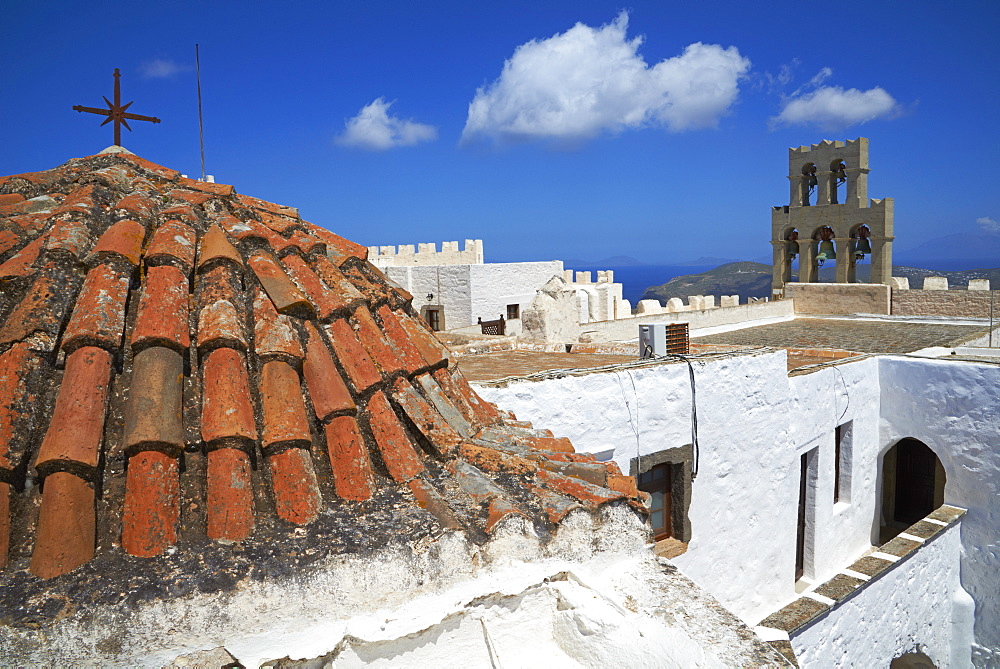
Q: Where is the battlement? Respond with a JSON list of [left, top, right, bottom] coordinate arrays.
[[562, 269, 616, 284], [789, 138, 864, 155], [368, 239, 484, 267]]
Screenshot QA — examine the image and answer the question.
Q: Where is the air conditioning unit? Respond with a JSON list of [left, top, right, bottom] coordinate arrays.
[[639, 322, 690, 358]]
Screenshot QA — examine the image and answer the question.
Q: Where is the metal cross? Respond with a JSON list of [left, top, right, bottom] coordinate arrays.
[[73, 68, 161, 146]]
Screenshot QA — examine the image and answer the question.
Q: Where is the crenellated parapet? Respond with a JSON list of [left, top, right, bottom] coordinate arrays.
[[367, 239, 484, 267]]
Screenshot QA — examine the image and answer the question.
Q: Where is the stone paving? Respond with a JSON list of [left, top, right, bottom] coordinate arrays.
[[456, 351, 637, 382], [692, 318, 990, 354]]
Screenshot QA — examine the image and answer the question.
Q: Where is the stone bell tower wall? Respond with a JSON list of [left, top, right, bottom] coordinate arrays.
[[771, 138, 894, 291]]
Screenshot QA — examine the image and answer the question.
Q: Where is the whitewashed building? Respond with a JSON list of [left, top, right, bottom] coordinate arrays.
[[368, 240, 630, 336], [476, 349, 999, 667]]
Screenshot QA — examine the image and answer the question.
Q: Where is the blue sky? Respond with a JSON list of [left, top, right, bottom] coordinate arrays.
[[3, 1, 998, 264]]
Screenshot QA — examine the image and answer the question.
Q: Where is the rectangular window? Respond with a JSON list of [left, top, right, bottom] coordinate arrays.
[[631, 445, 693, 544], [834, 421, 852, 505], [506, 303, 520, 320], [422, 306, 443, 331], [638, 463, 672, 540]]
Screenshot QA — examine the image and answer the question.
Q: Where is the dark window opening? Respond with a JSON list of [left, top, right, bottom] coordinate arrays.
[[639, 463, 672, 540], [834, 421, 852, 505], [796, 452, 808, 580], [422, 306, 443, 331], [506, 303, 520, 320], [880, 438, 946, 543]]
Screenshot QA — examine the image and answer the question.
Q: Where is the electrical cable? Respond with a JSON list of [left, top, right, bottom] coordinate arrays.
[[613, 371, 641, 474], [643, 344, 700, 479]]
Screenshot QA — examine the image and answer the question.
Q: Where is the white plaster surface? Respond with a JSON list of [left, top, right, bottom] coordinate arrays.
[[879, 356, 1000, 664], [791, 523, 967, 668], [0, 506, 788, 668], [475, 351, 998, 663], [385, 261, 562, 331]]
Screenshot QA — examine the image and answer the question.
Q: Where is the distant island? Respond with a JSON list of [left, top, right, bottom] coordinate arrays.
[[640, 262, 1000, 304]]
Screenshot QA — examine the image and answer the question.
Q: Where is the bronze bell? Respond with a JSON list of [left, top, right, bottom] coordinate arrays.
[[818, 240, 836, 259], [854, 237, 872, 255]]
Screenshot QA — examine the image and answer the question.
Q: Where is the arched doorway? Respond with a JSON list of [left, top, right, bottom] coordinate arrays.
[[880, 438, 946, 542], [890, 651, 937, 668]]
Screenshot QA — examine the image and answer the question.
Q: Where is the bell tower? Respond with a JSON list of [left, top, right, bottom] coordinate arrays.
[[770, 138, 894, 294]]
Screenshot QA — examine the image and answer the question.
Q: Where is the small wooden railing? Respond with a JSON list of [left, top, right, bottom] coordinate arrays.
[[478, 315, 506, 336]]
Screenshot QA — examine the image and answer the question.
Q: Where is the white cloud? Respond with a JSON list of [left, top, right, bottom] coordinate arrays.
[[140, 59, 187, 79], [461, 12, 751, 146], [335, 98, 437, 151], [977, 216, 1000, 234], [773, 68, 900, 130]]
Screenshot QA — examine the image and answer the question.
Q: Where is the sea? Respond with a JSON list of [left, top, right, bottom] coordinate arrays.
[[563, 264, 716, 305]]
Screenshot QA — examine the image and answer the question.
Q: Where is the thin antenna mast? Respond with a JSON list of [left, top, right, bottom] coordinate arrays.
[[195, 44, 206, 181]]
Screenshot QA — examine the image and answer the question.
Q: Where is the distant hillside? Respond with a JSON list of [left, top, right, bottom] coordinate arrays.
[[641, 261, 773, 303], [640, 262, 999, 304], [896, 233, 1000, 267], [562, 255, 645, 266]]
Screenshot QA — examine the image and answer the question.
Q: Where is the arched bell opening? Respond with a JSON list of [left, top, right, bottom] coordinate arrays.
[[878, 438, 946, 543], [829, 159, 847, 205], [812, 226, 837, 281], [848, 224, 872, 283], [800, 162, 818, 206], [782, 227, 800, 282]]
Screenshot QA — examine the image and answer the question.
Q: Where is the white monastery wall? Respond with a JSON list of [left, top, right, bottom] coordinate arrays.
[[384, 261, 562, 332], [475, 351, 803, 622], [786, 359, 883, 582], [879, 356, 1000, 664], [385, 264, 473, 331], [475, 353, 989, 662], [469, 261, 564, 335], [791, 521, 967, 668]]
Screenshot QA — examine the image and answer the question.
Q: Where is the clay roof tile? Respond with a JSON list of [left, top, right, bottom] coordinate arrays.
[[34, 346, 113, 476], [113, 191, 156, 221], [146, 220, 197, 269], [323, 319, 382, 393], [197, 224, 244, 271], [29, 472, 95, 579], [323, 416, 374, 501], [131, 265, 191, 351], [301, 322, 356, 421], [248, 252, 313, 318], [266, 447, 321, 525], [60, 263, 132, 353], [281, 254, 345, 320], [363, 390, 424, 482], [121, 346, 185, 457], [259, 360, 312, 452], [178, 177, 235, 198], [201, 348, 257, 444], [121, 450, 180, 558], [0, 343, 43, 472], [87, 218, 146, 266], [0, 233, 47, 281], [206, 447, 255, 542], [252, 287, 305, 362], [0, 273, 80, 351], [44, 218, 93, 258]]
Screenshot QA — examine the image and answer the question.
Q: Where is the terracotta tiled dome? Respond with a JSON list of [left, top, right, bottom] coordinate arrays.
[[0, 149, 642, 583]]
